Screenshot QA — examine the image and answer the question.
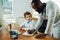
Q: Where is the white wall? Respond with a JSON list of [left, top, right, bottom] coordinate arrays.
[[41, 0, 49, 3], [12, 0, 60, 18], [12, 0, 33, 18], [0, 0, 3, 25]]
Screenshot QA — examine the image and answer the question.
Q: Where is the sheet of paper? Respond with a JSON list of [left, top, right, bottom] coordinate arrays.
[[22, 28, 29, 30]]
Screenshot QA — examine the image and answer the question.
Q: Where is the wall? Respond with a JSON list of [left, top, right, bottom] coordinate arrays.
[[0, 0, 3, 25], [12, 0, 33, 18]]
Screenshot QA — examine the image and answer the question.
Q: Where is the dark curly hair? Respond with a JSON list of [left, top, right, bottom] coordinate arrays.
[[31, 0, 46, 14]]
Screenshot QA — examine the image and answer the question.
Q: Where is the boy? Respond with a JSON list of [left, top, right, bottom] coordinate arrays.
[[20, 11, 35, 30]]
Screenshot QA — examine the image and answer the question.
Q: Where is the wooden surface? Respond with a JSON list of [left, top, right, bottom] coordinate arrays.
[[0, 23, 58, 40], [0, 29, 58, 40]]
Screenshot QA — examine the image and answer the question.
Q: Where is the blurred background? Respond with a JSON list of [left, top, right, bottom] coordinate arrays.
[[0, 0, 60, 30]]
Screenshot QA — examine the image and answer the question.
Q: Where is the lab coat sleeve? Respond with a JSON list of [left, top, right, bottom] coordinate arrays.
[[45, 1, 56, 34], [34, 14, 43, 31]]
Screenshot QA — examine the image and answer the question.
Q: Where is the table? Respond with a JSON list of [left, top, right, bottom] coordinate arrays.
[[4, 29, 58, 40], [0, 23, 58, 40]]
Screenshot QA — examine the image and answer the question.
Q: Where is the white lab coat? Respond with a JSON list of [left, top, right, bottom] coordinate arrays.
[[45, 0, 60, 38], [35, 0, 60, 38]]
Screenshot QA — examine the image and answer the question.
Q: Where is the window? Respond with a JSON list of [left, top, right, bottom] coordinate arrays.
[[3, 14, 16, 24]]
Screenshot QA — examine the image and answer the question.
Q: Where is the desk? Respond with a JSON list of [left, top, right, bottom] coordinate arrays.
[[0, 23, 58, 40], [4, 30, 58, 40]]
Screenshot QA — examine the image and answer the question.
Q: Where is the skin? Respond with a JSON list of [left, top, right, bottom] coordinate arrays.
[[31, 1, 43, 12], [25, 14, 32, 22]]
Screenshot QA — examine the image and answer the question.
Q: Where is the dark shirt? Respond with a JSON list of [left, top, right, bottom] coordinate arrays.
[[37, 3, 47, 33]]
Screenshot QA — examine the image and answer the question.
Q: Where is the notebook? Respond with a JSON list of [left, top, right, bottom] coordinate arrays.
[[22, 31, 36, 36]]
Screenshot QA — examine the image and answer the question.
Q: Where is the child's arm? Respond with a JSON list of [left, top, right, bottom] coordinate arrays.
[[20, 23, 25, 29]]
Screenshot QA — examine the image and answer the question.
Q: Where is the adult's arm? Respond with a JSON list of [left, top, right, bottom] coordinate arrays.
[[45, 1, 57, 34], [35, 13, 43, 31]]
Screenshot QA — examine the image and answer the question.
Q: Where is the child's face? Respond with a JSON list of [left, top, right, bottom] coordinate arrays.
[[25, 15, 32, 22]]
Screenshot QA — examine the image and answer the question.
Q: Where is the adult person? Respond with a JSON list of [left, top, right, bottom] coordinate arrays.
[[31, 0, 60, 39]]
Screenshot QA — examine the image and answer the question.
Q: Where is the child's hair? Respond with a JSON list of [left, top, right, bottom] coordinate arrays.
[[24, 11, 32, 18]]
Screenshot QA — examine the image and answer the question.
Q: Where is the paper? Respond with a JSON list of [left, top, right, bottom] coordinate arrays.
[[22, 28, 29, 30]]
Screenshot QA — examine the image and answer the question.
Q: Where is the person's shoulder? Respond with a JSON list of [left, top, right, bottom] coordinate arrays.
[[47, 0, 55, 5], [46, 0, 57, 9]]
